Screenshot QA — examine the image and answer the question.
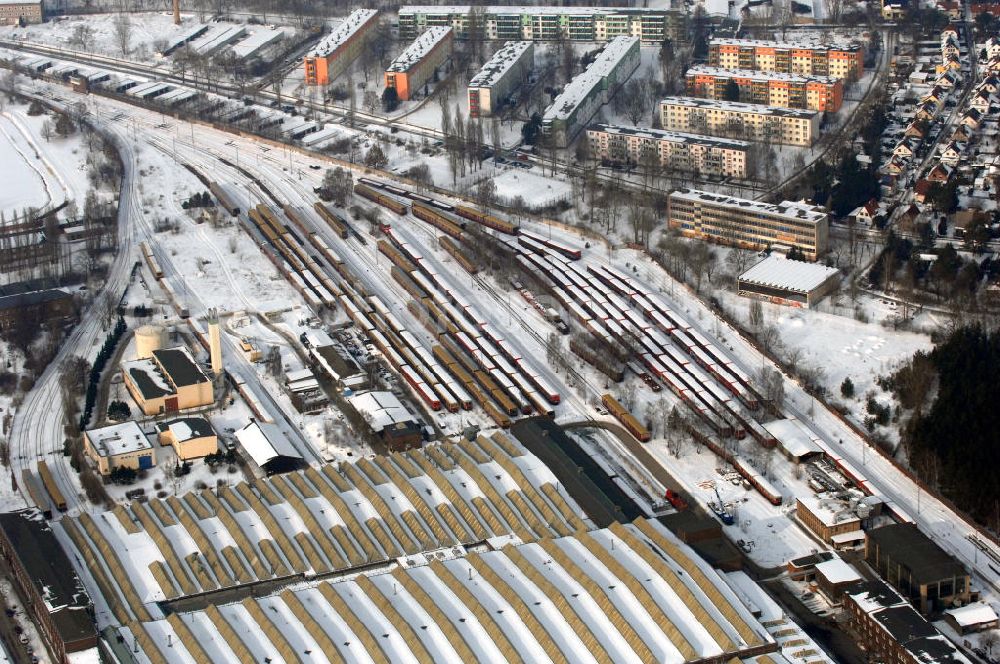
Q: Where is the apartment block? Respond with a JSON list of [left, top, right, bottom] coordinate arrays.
[[304, 9, 379, 86], [385, 26, 454, 102], [468, 41, 534, 118], [660, 96, 820, 146], [668, 188, 829, 260], [686, 65, 844, 113], [708, 38, 865, 82], [0, 0, 42, 25], [398, 6, 686, 44], [586, 124, 749, 178], [542, 36, 640, 147]]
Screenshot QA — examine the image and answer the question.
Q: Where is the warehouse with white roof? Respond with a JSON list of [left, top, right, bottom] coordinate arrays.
[[737, 255, 840, 308]]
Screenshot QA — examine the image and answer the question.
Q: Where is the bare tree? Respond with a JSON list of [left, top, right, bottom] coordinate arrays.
[[113, 12, 133, 57]]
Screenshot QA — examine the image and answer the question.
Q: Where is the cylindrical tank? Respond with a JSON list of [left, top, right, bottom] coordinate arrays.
[[135, 325, 166, 360]]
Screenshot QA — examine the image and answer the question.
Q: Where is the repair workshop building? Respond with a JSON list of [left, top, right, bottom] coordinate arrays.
[[0, 511, 98, 663], [156, 416, 218, 460], [866, 523, 972, 615], [83, 420, 155, 475], [738, 255, 840, 308], [122, 347, 213, 416], [348, 390, 423, 451]]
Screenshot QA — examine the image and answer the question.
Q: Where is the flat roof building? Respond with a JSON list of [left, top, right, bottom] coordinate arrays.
[[866, 523, 971, 615], [398, 5, 686, 44], [121, 346, 213, 416], [660, 96, 820, 146], [542, 36, 640, 147], [385, 26, 454, 101], [709, 37, 865, 82], [686, 64, 844, 113], [738, 255, 840, 308], [844, 578, 971, 664], [156, 416, 218, 460], [83, 420, 155, 475], [468, 41, 534, 118], [0, 0, 42, 25], [0, 511, 97, 663], [303, 9, 379, 86], [587, 123, 750, 178], [668, 188, 830, 260]]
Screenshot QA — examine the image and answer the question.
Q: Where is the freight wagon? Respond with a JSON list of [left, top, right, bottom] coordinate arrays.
[[602, 393, 651, 442]]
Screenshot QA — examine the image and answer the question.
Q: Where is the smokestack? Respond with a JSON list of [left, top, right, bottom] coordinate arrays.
[[173, 0, 180, 25], [208, 309, 222, 377]]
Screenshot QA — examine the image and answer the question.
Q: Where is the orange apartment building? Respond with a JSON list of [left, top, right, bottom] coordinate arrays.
[[686, 65, 843, 112], [384, 26, 454, 101], [304, 8, 379, 86], [709, 38, 865, 82]]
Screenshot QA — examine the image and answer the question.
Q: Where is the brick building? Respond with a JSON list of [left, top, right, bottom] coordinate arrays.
[[686, 65, 844, 113], [0, 0, 42, 25]]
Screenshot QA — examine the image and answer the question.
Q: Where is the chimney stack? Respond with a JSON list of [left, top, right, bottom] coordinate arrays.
[[208, 309, 222, 377], [173, 0, 180, 25]]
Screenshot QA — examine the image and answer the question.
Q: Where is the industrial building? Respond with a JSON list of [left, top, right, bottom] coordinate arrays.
[[668, 189, 830, 260], [234, 420, 305, 475], [844, 579, 971, 664], [303, 8, 379, 86], [795, 490, 867, 546], [398, 5, 686, 44], [586, 123, 750, 178], [0, 286, 75, 330], [708, 37, 865, 82], [660, 96, 820, 146], [156, 416, 218, 460], [83, 420, 155, 475], [541, 36, 640, 148], [0, 512, 97, 663], [467, 41, 534, 117], [121, 347, 214, 416], [0, 0, 42, 25], [348, 390, 423, 450], [686, 65, 844, 113], [865, 523, 972, 615], [384, 26, 454, 101], [737, 255, 840, 308]]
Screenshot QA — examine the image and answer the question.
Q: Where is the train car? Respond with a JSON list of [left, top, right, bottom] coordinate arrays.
[[313, 202, 350, 239], [453, 204, 519, 235], [145, 252, 164, 280], [412, 202, 465, 238], [355, 183, 408, 215], [21, 470, 53, 519], [519, 230, 582, 260], [438, 236, 479, 275], [377, 240, 418, 273], [526, 390, 555, 418], [733, 456, 783, 506], [400, 365, 441, 411], [601, 393, 651, 442], [36, 460, 67, 512], [208, 181, 240, 217]]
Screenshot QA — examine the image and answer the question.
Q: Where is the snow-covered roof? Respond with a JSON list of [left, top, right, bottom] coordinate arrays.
[[234, 421, 303, 467], [739, 256, 839, 293], [543, 36, 638, 123], [348, 391, 417, 430], [762, 417, 824, 458], [660, 95, 819, 119], [468, 41, 533, 89], [674, 189, 828, 226], [157, 416, 215, 442], [814, 558, 863, 585], [400, 5, 676, 16], [307, 9, 378, 58], [589, 123, 750, 150], [386, 26, 453, 73], [687, 64, 841, 86], [945, 602, 999, 627], [710, 36, 861, 52], [86, 421, 152, 458]]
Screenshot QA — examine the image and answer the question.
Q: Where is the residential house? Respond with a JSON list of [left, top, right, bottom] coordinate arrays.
[[970, 91, 992, 114], [850, 199, 880, 224], [951, 123, 972, 142], [962, 107, 984, 129], [939, 142, 965, 166], [915, 101, 939, 122], [914, 179, 935, 203], [894, 137, 919, 159], [904, 121, 928, 139]]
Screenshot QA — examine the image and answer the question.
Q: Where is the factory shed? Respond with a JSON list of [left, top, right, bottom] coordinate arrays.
[[738, 255, 840, 308]]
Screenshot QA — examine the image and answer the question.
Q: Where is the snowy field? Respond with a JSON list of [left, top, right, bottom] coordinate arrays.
[[0, 114, 49, 217]]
